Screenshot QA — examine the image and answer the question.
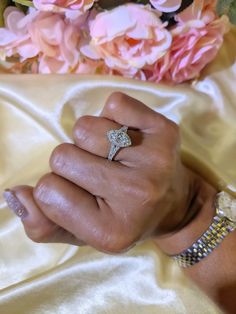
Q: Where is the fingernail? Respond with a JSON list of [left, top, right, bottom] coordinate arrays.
[[3, 189, 28, 219]]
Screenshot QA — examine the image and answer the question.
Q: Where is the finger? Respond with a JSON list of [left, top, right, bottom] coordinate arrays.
[[33, 173, 131, 253], [4, 186, 85, 246], [101, 92, 166, 133], [50, 143, 129, 197], [73, 115, 144, 160]]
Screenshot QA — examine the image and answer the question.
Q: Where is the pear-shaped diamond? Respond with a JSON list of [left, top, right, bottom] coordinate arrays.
[[107, 129, 131, 147]]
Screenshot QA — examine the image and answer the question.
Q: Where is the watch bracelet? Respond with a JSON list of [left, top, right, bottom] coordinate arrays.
[[172, 215, 236, 268]]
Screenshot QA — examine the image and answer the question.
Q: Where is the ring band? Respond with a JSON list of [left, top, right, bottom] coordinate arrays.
[[107, 126, 132, 161]]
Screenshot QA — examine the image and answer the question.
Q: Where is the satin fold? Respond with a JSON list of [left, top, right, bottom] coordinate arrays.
[[0, 27, 235, 314]]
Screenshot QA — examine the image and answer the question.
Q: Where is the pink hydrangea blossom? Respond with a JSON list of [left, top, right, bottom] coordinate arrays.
[[150, 0, 182, 13], [86, 4, 172, 76], [33, 0, 95, 19]]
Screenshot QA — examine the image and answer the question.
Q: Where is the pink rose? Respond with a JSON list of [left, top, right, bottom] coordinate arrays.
[[163, 16, 229, 83], [0, 7, 39, 61], [0, 7, 83, 73], [144, 0, 230, 84], [175, 0, 217, 28], [33, 0, 95, 19], [87, 4, 172, 76], [150, 0, 182, 13], [29, 11, 81, 73], [143, 53, 170, 82]]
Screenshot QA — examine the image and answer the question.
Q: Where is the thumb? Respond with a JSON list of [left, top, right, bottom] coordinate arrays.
[[3, 186, 85, 246]]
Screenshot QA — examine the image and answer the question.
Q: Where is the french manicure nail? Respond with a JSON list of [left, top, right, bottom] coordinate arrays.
[[3, 189, 28, 219]]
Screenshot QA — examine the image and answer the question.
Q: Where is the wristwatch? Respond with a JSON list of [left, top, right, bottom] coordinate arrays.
[[172, 191, 236, 268]]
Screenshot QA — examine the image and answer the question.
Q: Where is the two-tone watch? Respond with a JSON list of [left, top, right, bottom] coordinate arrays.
[[172, 191, 236, 268]]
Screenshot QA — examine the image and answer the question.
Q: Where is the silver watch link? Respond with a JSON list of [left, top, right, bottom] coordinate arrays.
[[172, 191, 236, 268]]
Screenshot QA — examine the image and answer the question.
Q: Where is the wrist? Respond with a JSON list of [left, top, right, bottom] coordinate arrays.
[[154, 173, 217, 256]]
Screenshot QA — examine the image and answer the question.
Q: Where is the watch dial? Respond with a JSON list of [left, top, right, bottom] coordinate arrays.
[[217, 191, 236, 222]]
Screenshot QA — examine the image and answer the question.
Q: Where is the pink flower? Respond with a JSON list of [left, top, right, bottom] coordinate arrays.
[[150, 0, 182, 13], [29, 11, 81, 73], [175, 0, 217, 28], [0, 7, 83, 73], [75, 57, 110, 74], [0, 7, 39, 61], [86, 4, 172, 76], [143, 53, 170, 82], [144, 0, 230, 84], [33, 0, 95, 19], [164, 16, 229, 83]]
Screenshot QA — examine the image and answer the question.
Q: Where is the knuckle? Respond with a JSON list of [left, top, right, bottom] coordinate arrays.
[[101, 235, 133, 254], [73, 115, 93, 144], [154, 114, 169, 129], [105, 92, 127, 112], [169, 120, 180, 139], [33, 173, 56, 204], [26, 230, 46, 243], [49, 143, 73, 171], [96, 226, 135, 254], [25, 225, 55, 243], [160, 116, 180, 138]]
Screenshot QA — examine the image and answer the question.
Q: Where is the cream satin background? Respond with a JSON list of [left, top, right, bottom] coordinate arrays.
[[0, 27, 235, 314]]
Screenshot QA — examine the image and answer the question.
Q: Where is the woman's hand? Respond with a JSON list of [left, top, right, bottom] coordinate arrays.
[[4, 92, 200, 253], [6, 92, 236, 314]]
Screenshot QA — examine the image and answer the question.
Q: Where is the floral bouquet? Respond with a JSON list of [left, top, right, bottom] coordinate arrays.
[[0, 0, 235, 83]]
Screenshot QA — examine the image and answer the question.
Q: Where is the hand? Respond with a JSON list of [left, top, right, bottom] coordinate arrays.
[[4, 92, 199, 253]]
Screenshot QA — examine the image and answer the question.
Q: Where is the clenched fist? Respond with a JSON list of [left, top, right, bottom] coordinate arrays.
[[4, 92, 200, 253]]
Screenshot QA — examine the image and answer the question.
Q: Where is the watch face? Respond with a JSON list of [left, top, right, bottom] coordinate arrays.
[[217, 191, 236, 223]]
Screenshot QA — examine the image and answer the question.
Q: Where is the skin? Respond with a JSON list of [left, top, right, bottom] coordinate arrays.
[[11, 92, 200, 250], [7, 92, 236, 312]]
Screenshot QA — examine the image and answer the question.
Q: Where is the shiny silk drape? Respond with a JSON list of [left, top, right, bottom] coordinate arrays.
[[0, 26, 235, 314]]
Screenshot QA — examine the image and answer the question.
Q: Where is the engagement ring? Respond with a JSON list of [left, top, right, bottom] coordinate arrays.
[[107, 126, 132, 161]]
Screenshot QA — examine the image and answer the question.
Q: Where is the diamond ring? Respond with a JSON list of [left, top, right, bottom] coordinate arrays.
[[107, 126, 132, 161]]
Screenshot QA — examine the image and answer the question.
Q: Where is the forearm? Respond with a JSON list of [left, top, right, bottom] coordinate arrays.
[[154, 174, 236, 313]]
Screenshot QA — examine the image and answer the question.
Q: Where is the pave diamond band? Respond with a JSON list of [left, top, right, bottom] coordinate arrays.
[[107, 126, 132, 161]]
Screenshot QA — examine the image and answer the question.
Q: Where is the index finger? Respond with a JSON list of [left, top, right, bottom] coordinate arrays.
[[101, 92, 166, 133]]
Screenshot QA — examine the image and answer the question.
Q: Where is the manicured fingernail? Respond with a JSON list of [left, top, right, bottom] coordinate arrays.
[[3, 189, 28, 219]]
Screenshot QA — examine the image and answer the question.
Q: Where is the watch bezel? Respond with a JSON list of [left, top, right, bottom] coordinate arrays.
[[216, 192, 236, 223]]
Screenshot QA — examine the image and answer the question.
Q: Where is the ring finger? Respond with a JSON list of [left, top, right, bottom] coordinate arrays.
[[73, 115, 144, 162]]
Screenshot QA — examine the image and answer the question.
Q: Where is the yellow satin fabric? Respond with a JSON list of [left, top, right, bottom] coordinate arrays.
[[0, 27, 236, 314]]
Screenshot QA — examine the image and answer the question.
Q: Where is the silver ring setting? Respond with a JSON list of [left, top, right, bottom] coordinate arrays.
[[107, 126, 132, 161]]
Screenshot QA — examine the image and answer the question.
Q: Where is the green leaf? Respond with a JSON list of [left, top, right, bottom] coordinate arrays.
[[217, 0, 236, 25], [0, 0, 10, 27], [15, 2, 30, 13], [12, 0, 34, 7], [98, 0, 149, 10]]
